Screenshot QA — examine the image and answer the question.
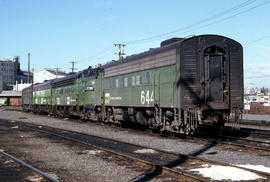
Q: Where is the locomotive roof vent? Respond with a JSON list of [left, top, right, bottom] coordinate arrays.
[[160, 37, 184, 47]]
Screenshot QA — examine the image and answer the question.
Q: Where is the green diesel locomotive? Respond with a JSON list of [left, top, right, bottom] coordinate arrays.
[[22, 35, 243, 135]]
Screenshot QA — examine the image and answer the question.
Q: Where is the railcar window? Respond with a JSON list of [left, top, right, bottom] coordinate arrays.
[[146, 72, 150, 84], [108, 79, 112, 88], [131, 76, 135, 86], [124, 77, 128, 87], [115, 79, 119, 88], [136, 75, 141, 85]]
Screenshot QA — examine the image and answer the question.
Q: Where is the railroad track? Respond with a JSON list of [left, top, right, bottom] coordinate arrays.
[[183, 134, 270, 157], [0, 149, 59, 182], [9, 120, 270, 181], [223, 126, 270, 137], [126, 125, 270, 155]]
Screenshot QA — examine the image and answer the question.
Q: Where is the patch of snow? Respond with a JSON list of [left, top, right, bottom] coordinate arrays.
[[237, 164, 270, 173], [27, 175, 44, 182], [4, 160, 12, 164], [190, 164, 265, 181], [46, 173, 59, 180], [134, 149, 157, 154], [83, 150, 103, 155]]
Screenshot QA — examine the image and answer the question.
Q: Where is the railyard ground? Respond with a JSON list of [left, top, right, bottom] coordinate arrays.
[[0, 107, 270, 181]]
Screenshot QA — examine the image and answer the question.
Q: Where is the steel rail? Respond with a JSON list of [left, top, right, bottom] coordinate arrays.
[[224, 125, 270, 136], [20, 123, 207, 182], [186, 135, 270, 154], [0, 150, 60, 182], [18, 121, 270, 181]]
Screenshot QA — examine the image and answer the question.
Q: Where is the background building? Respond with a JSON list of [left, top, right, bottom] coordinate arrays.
[[0, 59, 16, 89], [0, 57, 33, 90], [0, 73, 3, 92], [34, 69, 66, 83]]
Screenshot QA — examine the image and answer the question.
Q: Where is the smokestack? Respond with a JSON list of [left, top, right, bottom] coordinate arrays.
[[14, 56, 20, 73], [28, 53, 30, 83]]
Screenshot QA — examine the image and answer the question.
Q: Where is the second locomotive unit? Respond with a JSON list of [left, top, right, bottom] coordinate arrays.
[[22, 35, 243, 135]]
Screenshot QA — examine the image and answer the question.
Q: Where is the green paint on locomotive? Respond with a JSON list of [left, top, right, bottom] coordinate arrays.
[[52, 85, 77, 106], [33, 89, 51, 105], [103, 65, 177, 108], [74, 69, 104, 107]]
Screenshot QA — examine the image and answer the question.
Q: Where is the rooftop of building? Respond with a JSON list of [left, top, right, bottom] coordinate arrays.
[[0, 59, 13, 62], [0, 90, 22, 97], [45, 68, 67, 76]]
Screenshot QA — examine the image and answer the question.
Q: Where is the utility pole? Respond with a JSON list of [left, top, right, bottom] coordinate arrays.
[[27, 53, 30, 83], [55, 68, 59, 79], [69, 61, 77, 73], [114, 43, 126, 60], [32, 68, 34, 84]]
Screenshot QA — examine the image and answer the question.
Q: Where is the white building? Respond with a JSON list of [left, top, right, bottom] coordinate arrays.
[[12, 82, 32, 91], [244, 94, 270, 108], [34, 69, 67, 84]]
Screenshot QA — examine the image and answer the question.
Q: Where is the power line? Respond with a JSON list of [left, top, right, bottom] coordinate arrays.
[[77, 46, 113, 63], [123, 0, 270, 45], [244, 35, 270, 45], [123, 0, 257, 45], [71, 0, 270, 68], [160, 0, 270, 43]]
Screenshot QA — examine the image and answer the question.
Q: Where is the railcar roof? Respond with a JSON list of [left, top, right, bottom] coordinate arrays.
[[102, 38, 185, 69], [51, 72, 80, 84], [102, 34, 241, 69], [33, 80, 52, 88]]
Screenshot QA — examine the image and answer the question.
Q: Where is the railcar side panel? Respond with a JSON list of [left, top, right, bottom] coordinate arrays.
[[103, 65, 176, 108], [33, 89, 51, 105]]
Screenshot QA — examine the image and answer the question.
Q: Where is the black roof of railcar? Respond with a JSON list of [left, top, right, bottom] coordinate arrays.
[[102, 34, 242, 69], [51, 72, 80, 84], [33, 80, 52, 91], [102, 38, 185, 69]]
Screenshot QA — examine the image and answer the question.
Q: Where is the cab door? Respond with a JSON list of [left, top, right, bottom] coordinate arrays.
[[202, 45, 229, 110], [208, 55, 223, 102]]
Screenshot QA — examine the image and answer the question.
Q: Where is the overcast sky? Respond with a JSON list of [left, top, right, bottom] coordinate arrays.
[[0, 0, 270, 87]]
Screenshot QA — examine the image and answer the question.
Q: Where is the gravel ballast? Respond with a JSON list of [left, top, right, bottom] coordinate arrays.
[[0, 109, 270, 173]]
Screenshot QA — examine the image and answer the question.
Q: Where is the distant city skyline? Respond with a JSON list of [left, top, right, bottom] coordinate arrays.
[[0, 0, 270, 87]]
